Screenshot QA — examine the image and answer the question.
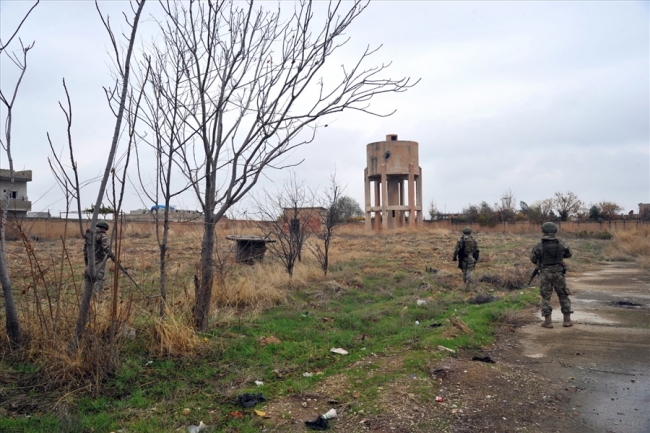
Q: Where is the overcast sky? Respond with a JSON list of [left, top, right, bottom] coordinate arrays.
[[1, 0, 648, 218]]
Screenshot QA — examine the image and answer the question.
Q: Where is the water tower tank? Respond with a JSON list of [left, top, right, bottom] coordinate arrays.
[[364, 134, 422, 230]]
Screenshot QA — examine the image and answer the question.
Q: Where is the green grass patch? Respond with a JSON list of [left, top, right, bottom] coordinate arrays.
[[0, 234, 559, 432]]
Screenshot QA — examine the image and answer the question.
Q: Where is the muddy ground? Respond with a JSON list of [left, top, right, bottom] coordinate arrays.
[[504, 262, 650, 433], [260, 262, 649, 433]]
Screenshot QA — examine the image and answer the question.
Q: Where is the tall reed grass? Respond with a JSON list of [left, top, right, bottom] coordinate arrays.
[[607, 227, 650, 267]]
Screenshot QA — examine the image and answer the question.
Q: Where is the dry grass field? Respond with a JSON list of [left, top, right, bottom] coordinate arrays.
[[0, 223, 646, 432]]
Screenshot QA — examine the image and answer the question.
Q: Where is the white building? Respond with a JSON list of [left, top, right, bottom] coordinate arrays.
[[0, 169, 32, 218]]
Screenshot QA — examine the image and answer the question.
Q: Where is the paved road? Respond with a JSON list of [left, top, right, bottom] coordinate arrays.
[[511, 262, 650, 433]]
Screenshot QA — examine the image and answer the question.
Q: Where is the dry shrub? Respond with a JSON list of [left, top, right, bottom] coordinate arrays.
[[148, 311, 202, 356], [450, 317, 473, 334], [212, 262, 289, 308], [478, 265, 529, 291], [12, 301, 134, 391], [573, 230, 612, 240], [607, 227, 650, 258], [336, 224, 375, 237], [329, 235, 374, 262], [467, 293, 496, 305], [501, 265, 530, 290], [123, 223, 153, 239], [497, 308, 532, 328], [440, 316, 472, 338], [431, 270, 456, 289]]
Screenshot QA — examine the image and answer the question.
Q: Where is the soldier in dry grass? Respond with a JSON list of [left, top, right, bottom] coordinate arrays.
[[530, 221, 573, 328], [452, 227, 480, 285], [83, 221, 113, 295]]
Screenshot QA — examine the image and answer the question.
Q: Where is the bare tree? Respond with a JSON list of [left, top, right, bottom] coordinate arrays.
[[495, 189, 516, 222], [462, 204, 479, 224], [0, 0, 40, 349], [133, 44, 193, 316], [0, 1, 39, 53], [255, 174, 315, 277], [151, 0, 416, 330], [553, 191, 582, 222], [427, 200, 441, 221], [529, 198, 555, 223], [598, 201, 623, 220], [310, 173, 343, 276], [47, 0, 147, 347]]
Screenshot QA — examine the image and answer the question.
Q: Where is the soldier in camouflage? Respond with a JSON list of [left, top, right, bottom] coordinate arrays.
[[452, 227, 480, 285], [83, 221, 112, 294], [530, 222, 573, 328]]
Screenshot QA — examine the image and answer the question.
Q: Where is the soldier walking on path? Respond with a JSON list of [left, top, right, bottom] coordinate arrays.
[[530, 221, 573, 328], [84, 221, 113, 295], [452, 227, 480, 285]]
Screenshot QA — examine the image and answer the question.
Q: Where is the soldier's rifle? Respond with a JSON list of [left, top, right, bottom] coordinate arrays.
[[457, 238, 465, 270], [528, 258, 541, 286], [112, 257, 164, 301], [529, 262, 566, 286], [114, 259, 142, 293], [527, 267, 540, 286]]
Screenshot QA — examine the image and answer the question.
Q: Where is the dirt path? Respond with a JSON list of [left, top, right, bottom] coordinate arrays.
[[498, 262, 650, 433]]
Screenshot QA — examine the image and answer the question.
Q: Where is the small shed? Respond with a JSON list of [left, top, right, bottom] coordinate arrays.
[[226, 235, 275, 264]]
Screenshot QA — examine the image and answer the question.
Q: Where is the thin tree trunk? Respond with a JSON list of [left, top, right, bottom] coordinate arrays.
[[159, 206, 169, 317], [1, 112, 22, 349], [194, 212, 215, 331], [0, 246, 21, 349], [74, 0, 146, 345]]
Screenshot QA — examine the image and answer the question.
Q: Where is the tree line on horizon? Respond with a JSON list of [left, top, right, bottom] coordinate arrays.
[[428, 190, 648, 226]]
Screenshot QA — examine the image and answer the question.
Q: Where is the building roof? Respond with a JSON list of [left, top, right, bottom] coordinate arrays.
[[0, 169, 32, 182]]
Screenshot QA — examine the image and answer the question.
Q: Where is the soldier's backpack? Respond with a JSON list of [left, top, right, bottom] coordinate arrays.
[[463, 236, 477, 256], [541, 239, 563, 266]]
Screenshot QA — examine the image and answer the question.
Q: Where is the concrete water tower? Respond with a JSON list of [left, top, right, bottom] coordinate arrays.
[[364, 134, 423, 230]]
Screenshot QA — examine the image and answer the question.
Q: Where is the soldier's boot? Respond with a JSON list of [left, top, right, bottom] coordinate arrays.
[[541, 314, 553, 329], [563, 313, 573, 327]]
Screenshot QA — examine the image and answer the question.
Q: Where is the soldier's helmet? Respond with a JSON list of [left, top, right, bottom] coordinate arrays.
[[541, 222, 557, 233], [462, 227, 472, 235], [96, 221, 109, 231]]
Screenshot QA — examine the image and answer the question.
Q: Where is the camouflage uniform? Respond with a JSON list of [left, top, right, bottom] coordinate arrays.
[[453, 232, 479, 284], [84, 227, 111, 293], [530, 233, 572, 318]]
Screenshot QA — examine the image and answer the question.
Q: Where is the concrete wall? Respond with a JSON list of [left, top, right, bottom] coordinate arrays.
[[10, 218, 264, 240], [423, 219, 649, 234], [11, 217, 647, 241], [0, 181, 28, 200]]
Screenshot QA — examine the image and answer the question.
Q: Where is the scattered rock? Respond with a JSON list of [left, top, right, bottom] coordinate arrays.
[[472, 356, 496, 364]]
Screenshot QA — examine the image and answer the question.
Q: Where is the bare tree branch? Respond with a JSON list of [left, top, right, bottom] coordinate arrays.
[[0, 0, 39, 53], [147, 0, 417, 330]]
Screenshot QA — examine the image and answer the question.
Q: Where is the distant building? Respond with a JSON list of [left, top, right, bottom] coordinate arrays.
[[127, 207, 202, 222], [282, 207, 327, 232], [0, 169, 32, 218], [27, 211, 51, 218], [639, 203, 650, 220]]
